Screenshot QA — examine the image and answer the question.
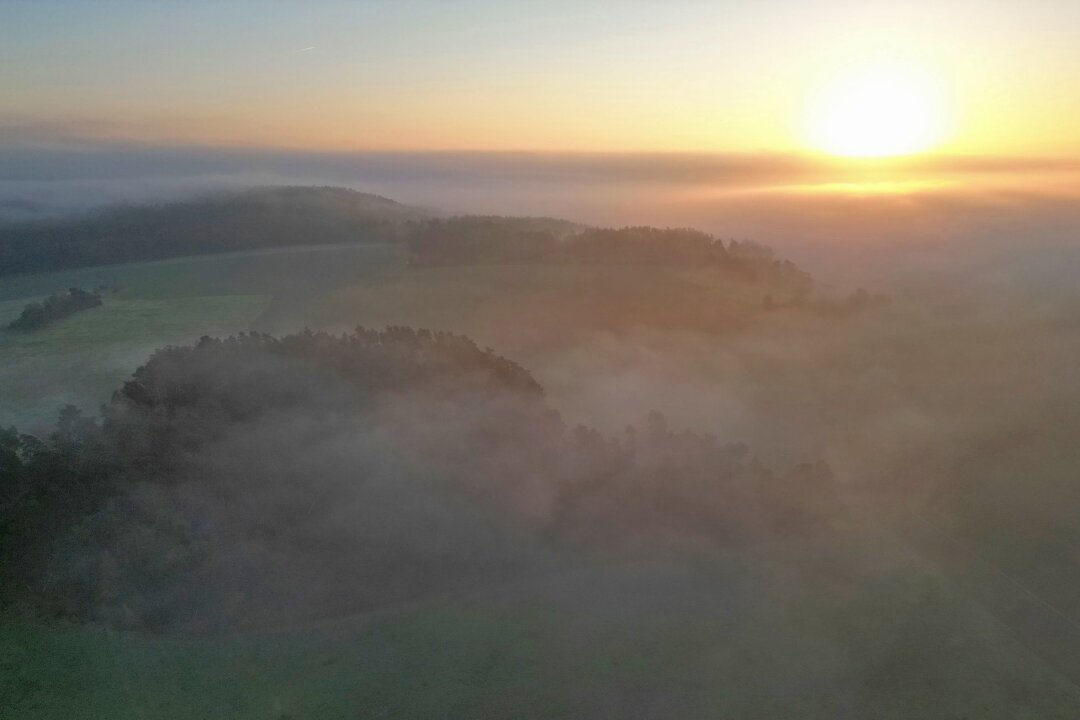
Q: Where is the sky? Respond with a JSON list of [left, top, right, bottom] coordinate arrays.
[[3, 0, 1080, 157]]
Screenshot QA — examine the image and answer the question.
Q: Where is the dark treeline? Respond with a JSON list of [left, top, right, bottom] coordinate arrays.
[[406, 215, 581, 264], [0, 327, 835, 632], [0, 187, 430, 277], [409, 217, 814, 294], [0, 187, 813, 299], [5, 287, 102, 332]]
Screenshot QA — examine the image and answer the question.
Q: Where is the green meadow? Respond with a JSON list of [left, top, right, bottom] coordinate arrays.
[[0, 244, 403, 430], [0, 243, 780, 432], [0, 295, 269, 430], [5, 550, 1079, 720], [5, 242, 1080, 719]]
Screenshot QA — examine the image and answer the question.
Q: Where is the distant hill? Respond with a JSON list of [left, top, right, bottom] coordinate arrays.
[[0, 186, 436, 277], [0, 186, 810, 298], [409, 218, 814, 295]]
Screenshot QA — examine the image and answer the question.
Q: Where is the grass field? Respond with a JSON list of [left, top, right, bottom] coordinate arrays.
[[0, 243, 405, 303], [302, 263, 776, 347], [0, 295, 270, 431], [0, 244, 784, 433], [0, 244, 403, 430], [4, 548, 1080, 720], [6, 244, 1080, 718]]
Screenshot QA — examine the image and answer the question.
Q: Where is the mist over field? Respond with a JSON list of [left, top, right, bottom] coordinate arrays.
[[5, 144, 1080, 286], [3, 158, 1080, 718]]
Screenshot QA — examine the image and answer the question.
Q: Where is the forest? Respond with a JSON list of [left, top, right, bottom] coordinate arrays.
[[0, 189, 812, 303], [0, 187, 426, 277], [409, 218, 814, 295], [5, 287, 103, 332], [0, 327, 834, 632]]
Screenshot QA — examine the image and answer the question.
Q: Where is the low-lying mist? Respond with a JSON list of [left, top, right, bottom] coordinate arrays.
[[4, 144, 1080, 283], [5, 329, 837, 633], [4, 148, 1080, 714]]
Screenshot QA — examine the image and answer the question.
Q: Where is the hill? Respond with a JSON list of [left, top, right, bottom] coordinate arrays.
[[3, 329, 1080, 719], [409, 219, 814, 295], [0, 187, 815, 302], [0, 187, 435, 277], [1, 327, 834, 632]]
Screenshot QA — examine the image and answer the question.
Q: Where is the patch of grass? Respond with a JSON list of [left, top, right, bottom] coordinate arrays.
[[3, 557, 1080, 719], [0, 244, 403, 302], [302, 264, 779, 354], [0, 244, 404, 430], [0, 295, 270, 431]]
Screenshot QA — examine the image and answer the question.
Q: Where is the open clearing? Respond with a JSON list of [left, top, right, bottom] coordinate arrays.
[[0, 244, 402, 430], [0, 295, 270, 430]]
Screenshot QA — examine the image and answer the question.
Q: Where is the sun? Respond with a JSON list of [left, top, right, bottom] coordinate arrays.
[[804, 62, 947, 158]]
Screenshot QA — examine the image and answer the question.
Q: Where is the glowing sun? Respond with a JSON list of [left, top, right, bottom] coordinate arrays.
[[804, 63, 947, 158]]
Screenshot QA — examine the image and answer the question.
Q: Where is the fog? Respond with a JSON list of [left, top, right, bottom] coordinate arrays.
[[5, 145, 1080, 715], [4, 143, 1080, 285]]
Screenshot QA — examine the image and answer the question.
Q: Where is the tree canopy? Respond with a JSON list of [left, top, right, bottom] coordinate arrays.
[[0, 187, 430, 277], [5, 287, 102, 332], [1, 328, 836, 631], [408, 220, 814, 295]]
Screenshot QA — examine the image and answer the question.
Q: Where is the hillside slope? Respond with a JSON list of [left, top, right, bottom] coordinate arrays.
[[0, 187, 435, 277]]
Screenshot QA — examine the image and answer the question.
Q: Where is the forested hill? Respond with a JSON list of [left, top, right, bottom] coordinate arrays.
[[0, 186, 812, 296], [0, 327, 835, 631], [409, 218, 814, 295], [0, 186, 435, 277]]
